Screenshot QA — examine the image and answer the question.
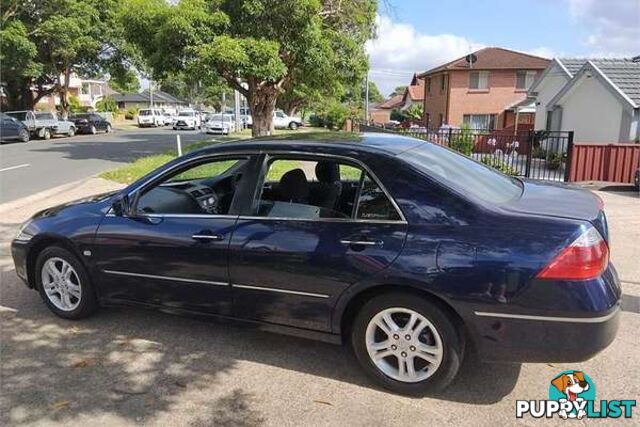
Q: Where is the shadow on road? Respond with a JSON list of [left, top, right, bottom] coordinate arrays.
[[1, 262, 520, 426]]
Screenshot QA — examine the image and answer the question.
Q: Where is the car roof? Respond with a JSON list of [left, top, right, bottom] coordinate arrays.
[[194, 132, 426, 158]]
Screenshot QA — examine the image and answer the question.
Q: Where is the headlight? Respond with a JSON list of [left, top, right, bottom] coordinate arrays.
[[15, 220, 34, 241]]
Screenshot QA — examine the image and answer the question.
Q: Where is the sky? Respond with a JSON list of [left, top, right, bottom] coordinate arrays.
[[367, 0, 640, 96]]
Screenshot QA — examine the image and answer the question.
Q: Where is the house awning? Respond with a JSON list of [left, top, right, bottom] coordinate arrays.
[[505, 98, 536, 113]]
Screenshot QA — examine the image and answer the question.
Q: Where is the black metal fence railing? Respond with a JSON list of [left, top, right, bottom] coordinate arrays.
[[360, 125, 574, 182]]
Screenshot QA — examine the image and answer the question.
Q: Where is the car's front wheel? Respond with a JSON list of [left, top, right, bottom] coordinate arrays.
[[89, 125, 97, 135], [42, 128, 51, 140], [67, 127, 75, 137], [35, 246, 98, 319], [105, 124, 112, 133], [351, 292, 463, 395], [289, 122, 298, 130], [19, 129, 30, 142]]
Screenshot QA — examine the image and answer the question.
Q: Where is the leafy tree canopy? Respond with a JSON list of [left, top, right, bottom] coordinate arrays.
[[389, 85, 407, 97], [120, 0, 376, 135]]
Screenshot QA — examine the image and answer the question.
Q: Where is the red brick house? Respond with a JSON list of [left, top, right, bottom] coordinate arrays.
[[400, 73, 424, 110], [418, 47, 550, 130], [368, 95, 404, 124]]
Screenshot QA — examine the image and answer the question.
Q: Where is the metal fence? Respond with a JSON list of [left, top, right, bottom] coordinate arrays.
[[365, 125, 574, 182]]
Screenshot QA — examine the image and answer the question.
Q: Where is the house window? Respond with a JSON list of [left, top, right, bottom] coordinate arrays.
[[440, 75, 446, 92], [81, 83, 89, 95], [516, 70, 537, 90], [427, 78, 431, 94], [439, 113, 444, 127], [469, 71, 489, 90], [463, 114, 496, 130]]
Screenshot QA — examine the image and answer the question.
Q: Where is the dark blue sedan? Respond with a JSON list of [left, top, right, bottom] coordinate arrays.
[[11, 133, 621, 395]]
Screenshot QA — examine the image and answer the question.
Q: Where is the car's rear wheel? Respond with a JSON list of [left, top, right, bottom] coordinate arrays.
[[35, 246, 98, 319], [351, 292, 463, 395], [19, 129, 30, 142], [289, 122, 298, 130]]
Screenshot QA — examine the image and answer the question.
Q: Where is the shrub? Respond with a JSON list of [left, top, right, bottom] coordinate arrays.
[[124, 106, 139, 120], [96, 96, 118, 112], [308, 114, 325, 127], [481, 155, 518, 175], [546, 152, 562, 170], [323, 103, 349, 130], [68, 95, 83, 113], [449, 123, 474, 156], [533, 146, 547, 159]]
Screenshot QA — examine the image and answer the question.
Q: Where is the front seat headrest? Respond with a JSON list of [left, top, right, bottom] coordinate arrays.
[[278, 168, 309, 203], [315, 161, 340, 183]]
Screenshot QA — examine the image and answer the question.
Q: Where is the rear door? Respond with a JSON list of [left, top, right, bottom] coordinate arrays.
[[228, 154, 408, 331]]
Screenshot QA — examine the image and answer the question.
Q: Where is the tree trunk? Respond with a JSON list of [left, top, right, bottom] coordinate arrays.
[[59, 67, 71, 117], [248, 85, 279, 137]]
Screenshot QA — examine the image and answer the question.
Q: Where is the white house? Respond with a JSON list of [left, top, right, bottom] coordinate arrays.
[[528, 58, 640, 143]]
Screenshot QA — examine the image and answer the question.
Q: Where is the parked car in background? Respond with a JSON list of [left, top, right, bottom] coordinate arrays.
[[204, 113, 236, 135], [273, 110, 303, 130], [0, 112, 30, 143], [70, 113, 112, 134], [173, 110, 201, 130], [54, 114, 76, 137], [162, 112, 175, 126], [6, 110, 58, 139], [11, 133, 620, 395], [137, 109, 165, 127]]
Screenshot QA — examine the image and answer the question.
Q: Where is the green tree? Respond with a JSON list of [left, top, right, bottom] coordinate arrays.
[[0, 0, 130, 113], [109, 70, 140, 94], [120, 0, 376, 136], [404, 103, 423, 121], [95, 96, 118, 112], [389, 85, 407, 97], [365, 81, 384, 104]]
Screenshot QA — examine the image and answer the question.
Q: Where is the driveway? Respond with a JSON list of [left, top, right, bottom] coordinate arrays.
[[0, 187, 638, 426], [0, 127, 210, 204]]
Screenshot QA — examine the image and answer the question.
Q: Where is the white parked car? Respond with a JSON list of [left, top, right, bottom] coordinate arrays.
[[173, 110, 201, 130], [204, 114, 236, 135], [137, 109, 165, 127], [162, 112, 175, 126], [54, 114, 76, 137], [273, 110, 303, 130]]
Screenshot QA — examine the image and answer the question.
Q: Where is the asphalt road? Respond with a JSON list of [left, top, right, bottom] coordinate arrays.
[[0, 127, 211, 203]]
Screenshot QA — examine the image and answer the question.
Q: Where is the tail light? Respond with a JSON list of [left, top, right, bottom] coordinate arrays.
[[593, 193, 605, 210], [536, 226, 609, 280]]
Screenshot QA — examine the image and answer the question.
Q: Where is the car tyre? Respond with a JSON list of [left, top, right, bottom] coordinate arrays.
[[67, 127, 75, 137], [105, 124, 112, 133], [19, 129, 30, 142], [90, 125, 97, 135], [42, 128, 51, 140], [35, 246, 98, 320], [351, 292, 463, 396], [289, 122, 298, 130]]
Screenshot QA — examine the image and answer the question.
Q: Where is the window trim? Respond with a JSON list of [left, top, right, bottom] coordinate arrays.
[[245, 152, 407, 224]]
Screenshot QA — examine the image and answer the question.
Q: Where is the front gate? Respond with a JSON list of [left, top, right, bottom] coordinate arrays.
[[366, 125, 574, 182]]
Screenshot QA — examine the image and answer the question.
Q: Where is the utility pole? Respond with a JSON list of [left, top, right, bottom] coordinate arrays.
[[234, 89, 241, 131], [149, 79, 153, 108], [364, 72, 369, 124]]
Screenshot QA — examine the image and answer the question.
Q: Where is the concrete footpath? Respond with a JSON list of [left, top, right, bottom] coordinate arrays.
[[0, 179, 638, 427]]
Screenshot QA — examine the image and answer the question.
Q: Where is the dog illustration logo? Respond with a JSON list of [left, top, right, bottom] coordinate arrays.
[[549, 371, 595, 419]]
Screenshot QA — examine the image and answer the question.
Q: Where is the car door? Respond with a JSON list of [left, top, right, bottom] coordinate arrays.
[[92, 154, 260, 315], [0, 115, 19, 139], [228, 154, 408, 331]]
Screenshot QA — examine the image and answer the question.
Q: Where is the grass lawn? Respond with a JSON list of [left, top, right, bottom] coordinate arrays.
[[100, 127, 362, 184]]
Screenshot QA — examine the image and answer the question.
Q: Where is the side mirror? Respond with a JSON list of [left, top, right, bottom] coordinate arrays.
[[111, 194, 131, 217]]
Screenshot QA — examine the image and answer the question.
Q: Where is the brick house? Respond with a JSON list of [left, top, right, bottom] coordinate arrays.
[[400, 73, 424, 110], [418, 47, 549, 130]]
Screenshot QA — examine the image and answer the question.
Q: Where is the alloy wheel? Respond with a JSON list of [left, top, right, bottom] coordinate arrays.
[[20, 130, 29, 142], [365, 307, 443, 383], [41, 257, 82, 312]]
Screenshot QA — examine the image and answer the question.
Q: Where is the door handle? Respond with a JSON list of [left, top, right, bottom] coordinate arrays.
[[192, 233, 225, 242], [340, 239, 383, 247]]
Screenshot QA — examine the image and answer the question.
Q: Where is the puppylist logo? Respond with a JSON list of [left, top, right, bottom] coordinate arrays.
[[516, 370, 636, 420]]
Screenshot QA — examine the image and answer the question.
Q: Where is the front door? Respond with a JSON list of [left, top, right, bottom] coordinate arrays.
[[229, 155, 408, 331], [93, 155, 257, 315]]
